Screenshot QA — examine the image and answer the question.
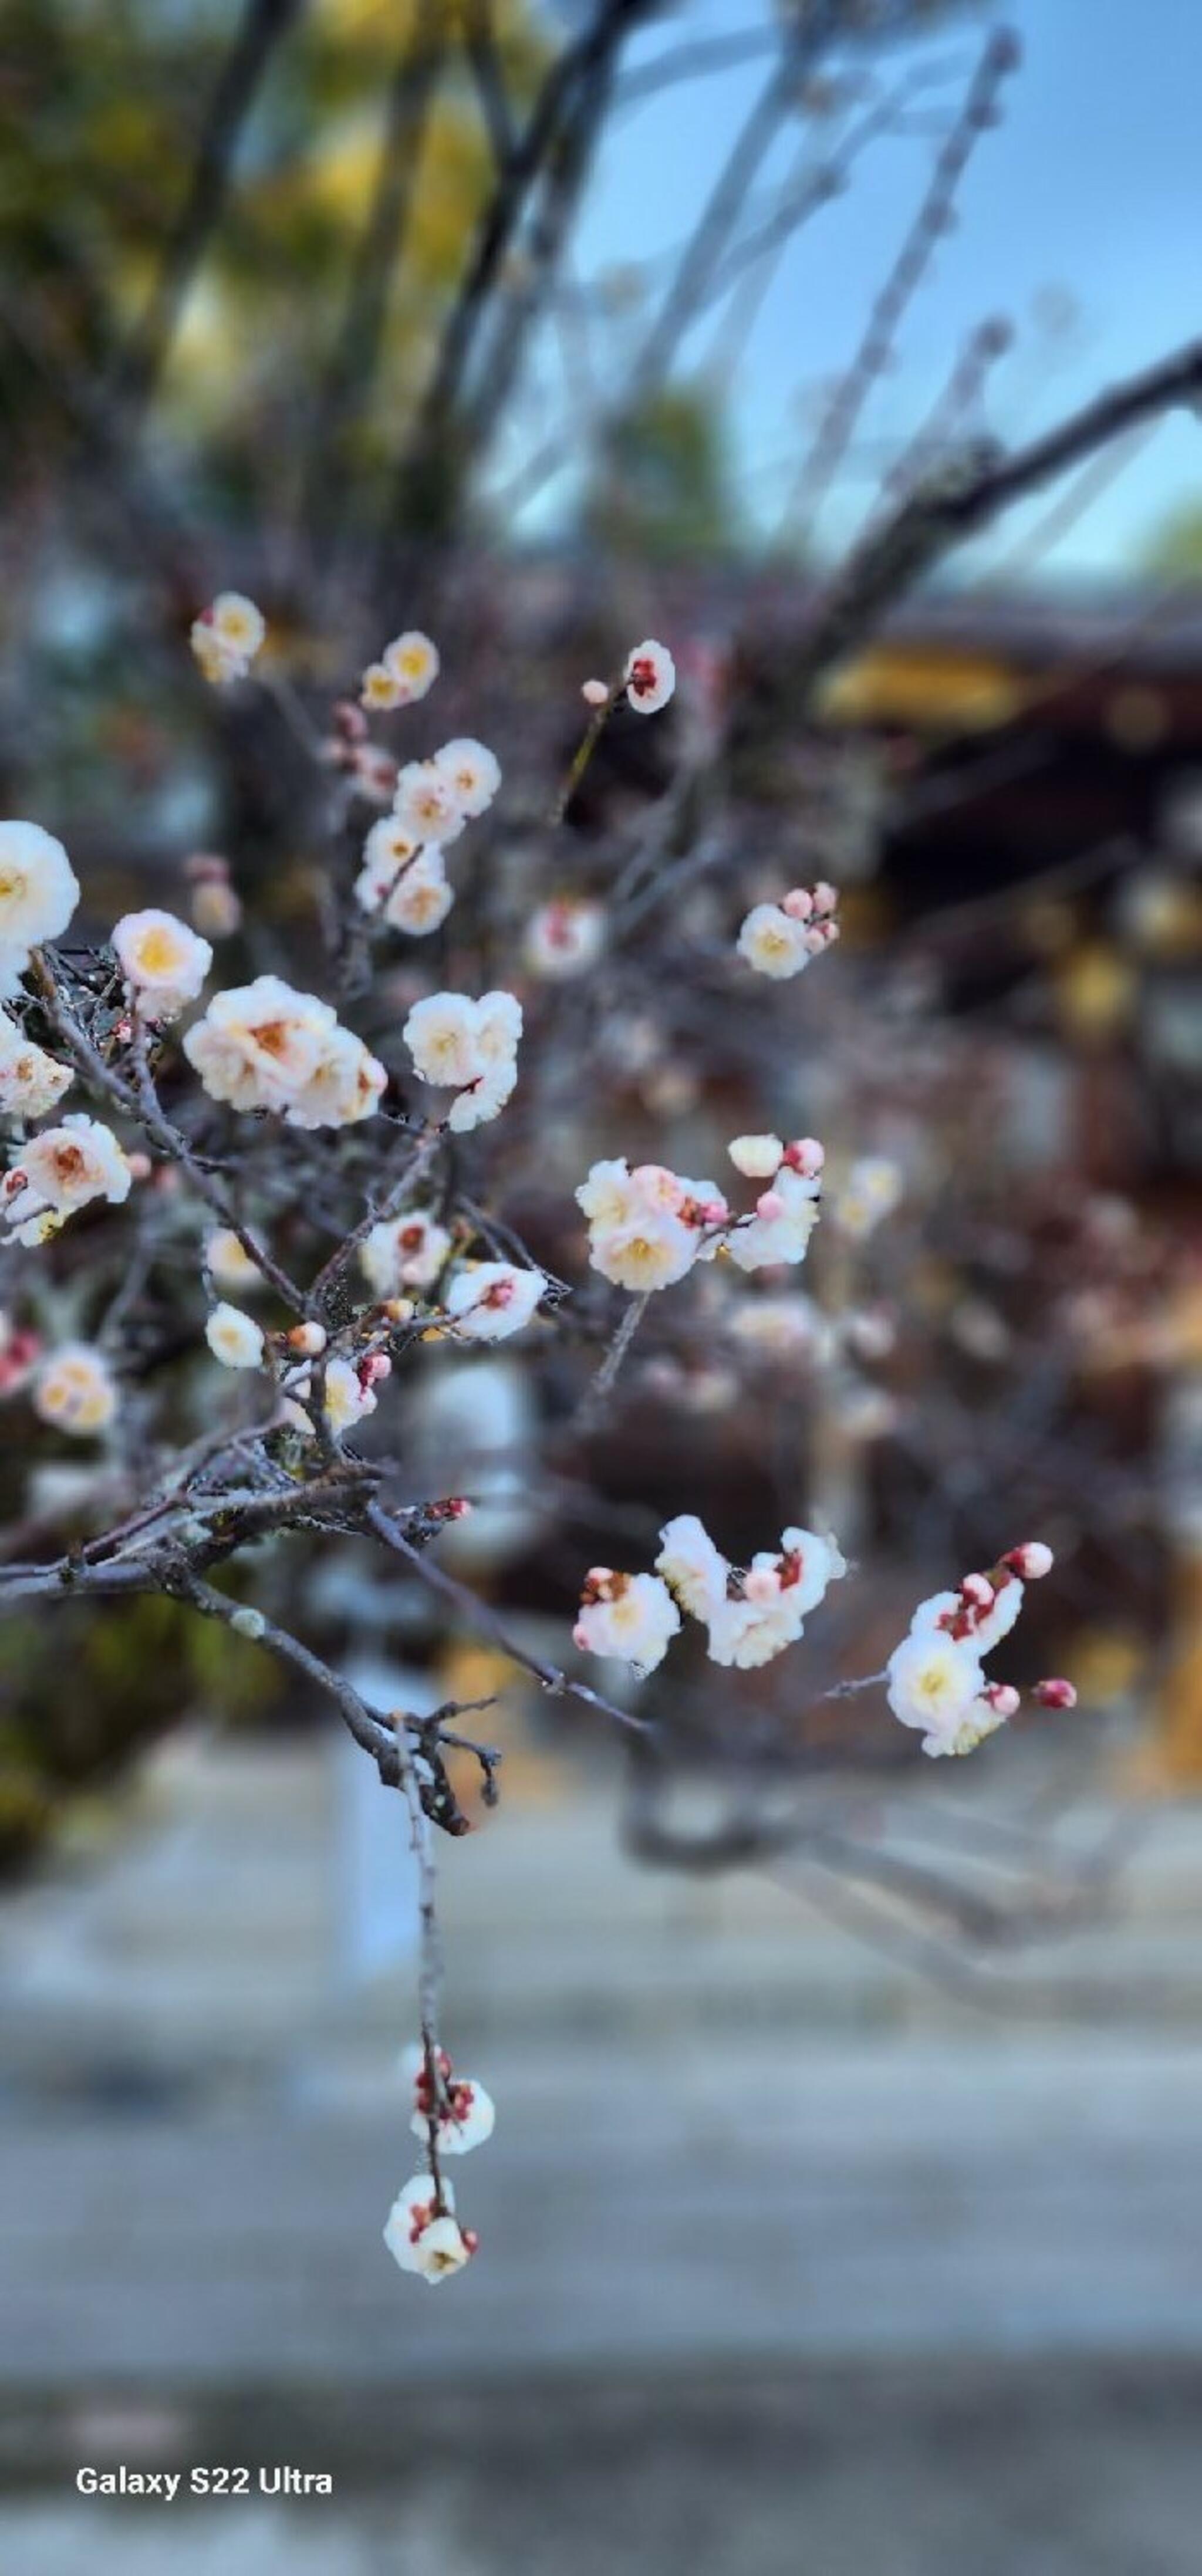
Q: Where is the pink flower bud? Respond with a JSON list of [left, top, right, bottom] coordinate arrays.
[[961, 1572, 993, 1609], [755, 1190, 785, 1221], [126, 1152, 153, 1183], [1034, 1676, 1077, 1710], [783, 1137, 825, 1178], [812, 881, 839, 916], [359, 1351, 391, 1389], [582, 678, 609, 707], [1005, 1541, 1054, 1580], [984, 1683, 1021, 1719], [781, 887, 813, 920]]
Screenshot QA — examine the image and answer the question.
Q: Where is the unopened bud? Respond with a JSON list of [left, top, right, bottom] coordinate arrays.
[[1034, 1676, 1077, 1710], [288, 1321, 327, 1356], [582, 678, 609, 707], [783, 1137, 825, 1179], [1005, 1541, 1054, 1580]]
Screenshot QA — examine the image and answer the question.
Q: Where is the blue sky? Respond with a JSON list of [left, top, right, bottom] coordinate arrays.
[[556, 0, 1202, 577]]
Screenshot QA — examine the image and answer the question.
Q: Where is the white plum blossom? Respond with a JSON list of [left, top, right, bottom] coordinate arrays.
[[831, 1156, 902, 1240], [185, 975, 333, 1111], [0, 822, 80, 989], [725, 1165, 821, 1273], [354, 826, 454, 937], [435, 738, 501, 818], [112, 909, 212, 1021], [403, 990, 521, 1133], [383, 630, 440, 703], [704, 1526, 846, 1668], [524, 898, 605, 978], [204, 1228, 268, 1294], [886, 1544, 1063, 1757], [615, 1515, 845, 1676], [727, 1133, 784, 1180], [739, 880, 840, 978], [886, 1630, 988, 1756], [383, 2172, 474, 2284], [385, 853, 454, 938], [737, 903, 815, 980], [185, 977, 383, 1128], [706, 1572, 809, 1669], [282, 1355, 381, 1441], [576, 1158, 727, 1294], [0, 1014, 72, 1120], [573, 1568, 681, 1677], [286, 1025, 386, 1132], [624, 639, 676, 715], [33, 1342, 118, 1436], [354, 818, 424, 913], [655, 1513, 729, 1621], [410, 2056, 495, 2156], [360, 662, 407, 712], [404, 992, 481, 1091], [190, 592, 265, 685], [205, 1303, 266, 1370], [590, 1204, 698, 1293], [445, 1262, 546, 1341], [5, 1114, 131, 1242], [361, 1210, 452, 1296], [393, 761, 465, 848]]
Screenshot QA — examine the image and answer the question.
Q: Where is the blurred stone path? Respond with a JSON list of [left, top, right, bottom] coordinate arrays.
[[4, 1733, 1202, 2571]]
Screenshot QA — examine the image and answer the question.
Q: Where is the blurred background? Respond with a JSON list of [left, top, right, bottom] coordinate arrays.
[[2, 0, 1201, 2567]]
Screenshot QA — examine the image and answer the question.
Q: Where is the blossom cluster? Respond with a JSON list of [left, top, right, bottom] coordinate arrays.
[[575, 1512, 846, 1678], [352, 734, 500, 939], [886, 1543, 1075, 1757], [576, 1134, 825, 1293], [184, 975, 385, 1129], [738, 880, 840, 981], [403, 989, 521, 1133], [384, 2048, 495, 2284], [360, 629, 440, 711], [189, 592, 266, 687]]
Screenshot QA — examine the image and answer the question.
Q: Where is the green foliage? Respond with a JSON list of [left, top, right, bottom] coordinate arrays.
[[586, 385, 741, 564], [0, 1585, 281, 1875], [1, 0, 544, 510], [1143, 502, 1202, 580]]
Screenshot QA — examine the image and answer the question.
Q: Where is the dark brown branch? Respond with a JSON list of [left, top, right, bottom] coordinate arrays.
[[788, 336, 1202, 708], [462, 0, 516, 170], [784, 27, 1018, 544], [364, 1500, 653, 1736], [386, 0, 652, 546], [301, 0, 447, 538], [115, 0, 304, 417], [625, 1, 840, 403]]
